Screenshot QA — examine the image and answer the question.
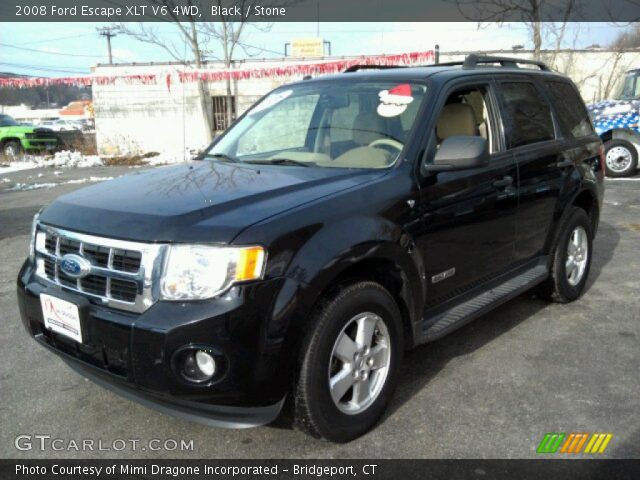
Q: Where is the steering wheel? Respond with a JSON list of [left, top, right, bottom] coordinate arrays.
[[368, 138, 404, 154]]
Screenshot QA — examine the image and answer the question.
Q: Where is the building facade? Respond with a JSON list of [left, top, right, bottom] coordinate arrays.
[[92, 48, 640, 156]]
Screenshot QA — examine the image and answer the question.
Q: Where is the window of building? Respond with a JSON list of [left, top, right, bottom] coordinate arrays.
[[212, 95, 236, 131]]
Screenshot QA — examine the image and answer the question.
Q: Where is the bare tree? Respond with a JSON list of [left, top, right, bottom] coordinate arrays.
[[453, 0, 581, 60], [114, 0, 279, 141], [200, 15, 273, 127]]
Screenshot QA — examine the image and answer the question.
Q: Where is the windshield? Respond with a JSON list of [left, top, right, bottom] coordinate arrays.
[[0, 115, 19, 127], [207, 80, 427, 169], [614, 71, 640, 100]]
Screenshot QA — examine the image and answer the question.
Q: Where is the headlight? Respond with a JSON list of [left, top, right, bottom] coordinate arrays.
[[160, 245, 266, 300], [29, 212, 41, 261]]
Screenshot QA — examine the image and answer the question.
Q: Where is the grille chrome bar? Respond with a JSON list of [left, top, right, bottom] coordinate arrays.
[[34, 223, 168, 313]]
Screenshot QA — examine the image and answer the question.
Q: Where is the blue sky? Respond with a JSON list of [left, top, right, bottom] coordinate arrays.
[[0, 22, 621, 77]]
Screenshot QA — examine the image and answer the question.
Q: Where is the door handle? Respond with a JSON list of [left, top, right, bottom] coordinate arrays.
[[493, 176, 513, 188], [556, 159, 573, 168]]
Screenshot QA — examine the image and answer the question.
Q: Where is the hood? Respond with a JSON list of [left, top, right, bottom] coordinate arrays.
[[39, 161, 385, 243]]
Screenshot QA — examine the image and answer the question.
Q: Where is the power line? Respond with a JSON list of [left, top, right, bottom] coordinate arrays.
[[0, 42, 108, 59], [10, 33, 93, 47], [0, 62, 90, 75]]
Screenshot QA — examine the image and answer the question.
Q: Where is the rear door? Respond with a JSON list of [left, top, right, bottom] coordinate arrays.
[[496, 78, 567, 262]]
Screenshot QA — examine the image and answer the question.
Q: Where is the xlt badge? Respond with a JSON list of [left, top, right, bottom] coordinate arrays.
[[431, 267, 456, 284]]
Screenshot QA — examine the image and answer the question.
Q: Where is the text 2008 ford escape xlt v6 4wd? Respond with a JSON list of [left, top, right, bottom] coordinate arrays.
[[17, 55, 604, 443]]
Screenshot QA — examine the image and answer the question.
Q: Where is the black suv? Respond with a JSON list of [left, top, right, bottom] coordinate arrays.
[[17, 55, 604, 442]]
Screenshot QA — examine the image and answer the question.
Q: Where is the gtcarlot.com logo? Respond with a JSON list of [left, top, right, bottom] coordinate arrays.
[[14, 434, 194, 452], [537, 433, 613, 454]]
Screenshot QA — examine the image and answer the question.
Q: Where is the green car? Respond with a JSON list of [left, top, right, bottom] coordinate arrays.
[[0, 114, 59, 160]]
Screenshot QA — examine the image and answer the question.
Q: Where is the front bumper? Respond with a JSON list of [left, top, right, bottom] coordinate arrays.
[[17, 260, 305, 427]]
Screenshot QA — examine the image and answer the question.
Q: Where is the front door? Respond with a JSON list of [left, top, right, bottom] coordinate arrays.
[[415, 80, 519, 307]]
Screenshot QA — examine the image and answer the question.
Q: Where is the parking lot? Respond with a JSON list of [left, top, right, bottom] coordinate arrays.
[[1, 165, 639, 459]]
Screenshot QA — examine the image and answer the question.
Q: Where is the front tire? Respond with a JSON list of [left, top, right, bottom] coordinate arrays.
[[2, 140, 23, 161], [604, 139, 638, 177], [537, 207, 593, 303], [294, 281, 403, 442]]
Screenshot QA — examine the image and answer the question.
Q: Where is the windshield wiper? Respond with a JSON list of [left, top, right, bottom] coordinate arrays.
[[247, 158, 314, 167], [204, 153, 239, 163]]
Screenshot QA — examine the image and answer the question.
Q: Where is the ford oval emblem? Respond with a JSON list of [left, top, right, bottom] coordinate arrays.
[[59, 254, 92, 279]]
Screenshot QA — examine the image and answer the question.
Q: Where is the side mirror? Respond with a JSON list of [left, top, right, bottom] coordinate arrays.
[[423, 136, 489, 172]]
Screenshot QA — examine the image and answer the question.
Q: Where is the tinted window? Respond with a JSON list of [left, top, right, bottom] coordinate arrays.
[[500, 82, 555, 148], [545, 81, 595, 138]]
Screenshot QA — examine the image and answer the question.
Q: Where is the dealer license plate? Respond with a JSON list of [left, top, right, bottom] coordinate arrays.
[[40, 293, 83, 343]]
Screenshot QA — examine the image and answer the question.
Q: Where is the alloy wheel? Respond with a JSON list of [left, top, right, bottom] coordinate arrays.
[[328, 312, 391, 415], [566, 226, 589, 287]]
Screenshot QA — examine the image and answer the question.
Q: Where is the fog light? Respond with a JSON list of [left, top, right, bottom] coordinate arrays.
[[195, 350, 216, 377], [179, 350, 217, 383]]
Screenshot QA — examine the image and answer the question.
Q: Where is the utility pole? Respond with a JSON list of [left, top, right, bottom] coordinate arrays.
[[97, 27, 116, 64]]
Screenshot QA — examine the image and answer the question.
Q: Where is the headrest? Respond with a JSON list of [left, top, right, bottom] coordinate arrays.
[[436, 103, 479, 141]]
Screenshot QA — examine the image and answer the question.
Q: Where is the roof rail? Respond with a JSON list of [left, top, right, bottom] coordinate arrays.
[[343, 65, 407, 73], [428, 54, 549, 71], [463, 54, 549, 71]]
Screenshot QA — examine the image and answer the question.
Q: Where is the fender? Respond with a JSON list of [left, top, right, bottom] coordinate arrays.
[[248, 214, 424, 387], [287, 216, 423, 322]]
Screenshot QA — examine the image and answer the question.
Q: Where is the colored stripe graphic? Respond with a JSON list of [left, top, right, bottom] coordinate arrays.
[[537, 433, 566, 453], [537, 433, 613, 454], [560, 433, 589, 453], [584, 433, 613, 454]]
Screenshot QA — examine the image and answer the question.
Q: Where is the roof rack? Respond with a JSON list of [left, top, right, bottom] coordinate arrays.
[[434, 54, 550, 71], [343, 65, 407, 73]]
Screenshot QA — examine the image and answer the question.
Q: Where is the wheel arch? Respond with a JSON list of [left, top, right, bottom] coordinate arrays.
[[545, 186, 600, 256], [312, 256, 417, 350], [0, 137, 23, 149], [572, 189, 599, 233], [600, 128, 640, 146]]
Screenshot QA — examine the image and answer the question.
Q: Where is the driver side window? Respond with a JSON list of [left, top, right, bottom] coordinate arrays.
[[435, 85, 495, 154]]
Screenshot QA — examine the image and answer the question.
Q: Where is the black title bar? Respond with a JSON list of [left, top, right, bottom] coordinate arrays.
[[1, 0, 639, 22]]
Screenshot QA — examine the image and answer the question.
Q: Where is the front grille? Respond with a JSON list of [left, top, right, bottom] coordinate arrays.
[[34, 224, 166, 313]]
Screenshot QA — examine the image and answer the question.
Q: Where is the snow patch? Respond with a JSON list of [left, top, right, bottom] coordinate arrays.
[[0, 150, 104, 174]]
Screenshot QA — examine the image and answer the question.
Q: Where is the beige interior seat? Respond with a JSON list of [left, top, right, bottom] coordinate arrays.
[[352, 112, 386, 145], [436, 103, 479, 142]]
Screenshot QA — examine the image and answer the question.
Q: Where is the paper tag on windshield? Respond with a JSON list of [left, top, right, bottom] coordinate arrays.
[[248, 90, 293, 116]]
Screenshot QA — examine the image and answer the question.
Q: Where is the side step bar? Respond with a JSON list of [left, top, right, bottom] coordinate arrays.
[[417, 258, 549, 344]]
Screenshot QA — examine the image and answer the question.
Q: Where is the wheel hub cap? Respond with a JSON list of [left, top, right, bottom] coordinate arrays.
[[566, 226, 589, 287], [328, 312, 391, 415], [606, 146, 633, 172]]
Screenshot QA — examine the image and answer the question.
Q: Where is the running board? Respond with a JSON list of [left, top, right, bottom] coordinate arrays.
[[417, 259, 549, 344]]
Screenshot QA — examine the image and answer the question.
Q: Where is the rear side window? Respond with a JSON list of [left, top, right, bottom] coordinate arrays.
[[500, 82, 555, 148], [545, 81, 595, 138]]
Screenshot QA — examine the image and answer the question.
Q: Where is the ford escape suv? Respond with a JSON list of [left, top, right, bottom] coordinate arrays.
[[17, 55, 604, 442]]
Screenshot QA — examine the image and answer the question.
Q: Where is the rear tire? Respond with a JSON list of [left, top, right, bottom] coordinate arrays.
[[293, 281, 403, 442], [537, 207, 593, 303], [604, 139, 638, 177]]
